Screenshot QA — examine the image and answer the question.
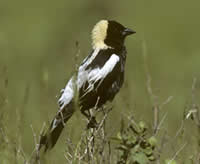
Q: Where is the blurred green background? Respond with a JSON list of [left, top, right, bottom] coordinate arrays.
[[1, 0, 200, 162]]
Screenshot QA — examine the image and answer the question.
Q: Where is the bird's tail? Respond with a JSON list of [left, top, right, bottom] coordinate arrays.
[[39, 102, 74, 152]]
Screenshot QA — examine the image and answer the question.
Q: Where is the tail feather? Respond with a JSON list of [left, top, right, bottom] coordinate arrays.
[[39, 102, 74, 152]]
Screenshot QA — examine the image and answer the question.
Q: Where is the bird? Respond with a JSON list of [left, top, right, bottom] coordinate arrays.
[[39, 20, 136, 152]]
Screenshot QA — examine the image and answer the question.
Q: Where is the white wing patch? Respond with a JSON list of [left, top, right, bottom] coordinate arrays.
[[77, 48, 100, 89], [58, 77, 75, 110], [57, 49, 100, 110], [57, 52, 119, 110], [85, 54, 120, 94]]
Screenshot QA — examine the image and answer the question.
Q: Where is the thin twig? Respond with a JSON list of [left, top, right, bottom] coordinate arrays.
[[167, 142, 187, 164], [64, 154, 72, 164], [39, 122, 46, 141], [191, 77, 197, 103], [155, 112, 168, 135], [30, 124, 40, 164], [0, 127, 9, 143], [160, 96, 173, 109], [174, 120, 184, 139]]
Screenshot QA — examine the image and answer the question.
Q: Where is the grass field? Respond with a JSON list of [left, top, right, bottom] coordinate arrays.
[[1, 0, 200, 163]]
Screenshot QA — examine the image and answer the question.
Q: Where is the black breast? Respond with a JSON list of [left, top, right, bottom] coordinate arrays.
[[79, 47, 127, 111]]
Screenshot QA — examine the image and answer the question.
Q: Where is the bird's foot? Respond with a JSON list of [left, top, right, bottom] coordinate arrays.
[[87, 116, 98, 129]]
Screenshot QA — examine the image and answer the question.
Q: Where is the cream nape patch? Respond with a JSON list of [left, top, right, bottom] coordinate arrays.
[[91, 20, 110, 50]]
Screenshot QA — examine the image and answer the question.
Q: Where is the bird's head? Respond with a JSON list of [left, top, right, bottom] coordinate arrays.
[[92, 20, 135, 50]]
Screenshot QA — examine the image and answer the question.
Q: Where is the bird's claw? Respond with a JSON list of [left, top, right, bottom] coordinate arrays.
[[87, 116, 98, 129]]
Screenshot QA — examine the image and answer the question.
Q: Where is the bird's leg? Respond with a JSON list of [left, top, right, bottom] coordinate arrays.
[[87, 109, 98, 129], [80, 108, 90, 119], [81, 108, 98, 129], [86, 97, 101, 128]]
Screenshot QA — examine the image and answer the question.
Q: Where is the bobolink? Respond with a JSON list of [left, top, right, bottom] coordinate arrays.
[[39, 20, 135, 152]]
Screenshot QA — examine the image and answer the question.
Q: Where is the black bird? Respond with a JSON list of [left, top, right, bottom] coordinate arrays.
[[39, 20, 135, 152]]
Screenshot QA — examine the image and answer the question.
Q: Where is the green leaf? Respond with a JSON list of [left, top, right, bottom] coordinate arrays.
[[148, 155, 156, 161], [111, 136, 122, 142], [139, 121, 147, 132], [126, 136, 137, 146], [117, 132, 122, 140], [130, 146, 137, 155], [131, 152, 149, 164], [130, 136, 137, 144], [117, 145, 128, 151], [143, 147, 153, 156], [148, 136, 157, 147]]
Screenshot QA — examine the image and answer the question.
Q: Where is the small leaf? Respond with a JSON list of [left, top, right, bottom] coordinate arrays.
[[110, 137, 122, 142], [117, 145, 128, 151], [131, 152, 148, 164], [148, 155, 156, 161], [143, 147, 153, 156], [117, 132, 122, 140], [139, 121, 147, 132], [148, 136, 157, 147], [133, 144, 140, 153], [130, 136, 137, 144]]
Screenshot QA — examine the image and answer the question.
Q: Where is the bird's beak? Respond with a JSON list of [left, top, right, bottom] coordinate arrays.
[[123, 28, 136, 36]]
